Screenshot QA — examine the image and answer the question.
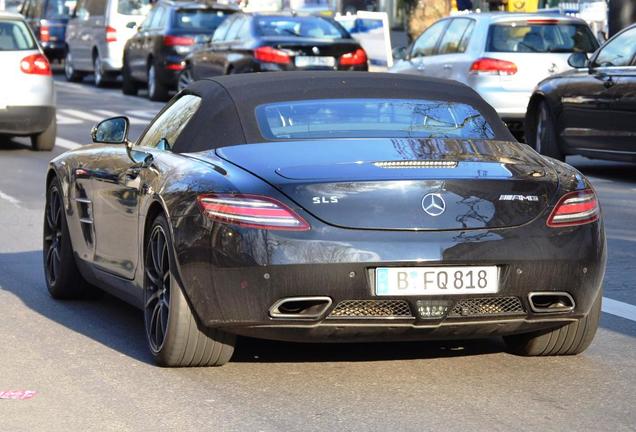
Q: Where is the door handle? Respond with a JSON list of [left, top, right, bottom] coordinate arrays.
[[443, 64, 452, 70]]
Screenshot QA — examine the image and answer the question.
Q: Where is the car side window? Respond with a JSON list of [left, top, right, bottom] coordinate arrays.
[[137, 95, 202, 150], [225, 16, 244, 41], [150, 7, 164, 29], [212, 15, 235, 42], [139, 8, 154, 30], [410, 20, 447, 59], [74, 0, 89, 19], [86, 0, 106, 17], [594, 27, 636, 67], [438, 18, 472, 55], [457, 20, 475, 53]]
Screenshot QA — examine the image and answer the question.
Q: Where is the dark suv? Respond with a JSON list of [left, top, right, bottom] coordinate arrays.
[[122, 0, 237, 101], [20, 0, 72, 62]]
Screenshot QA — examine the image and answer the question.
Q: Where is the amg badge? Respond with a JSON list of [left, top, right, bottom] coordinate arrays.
[[499, 194, 539, 202]]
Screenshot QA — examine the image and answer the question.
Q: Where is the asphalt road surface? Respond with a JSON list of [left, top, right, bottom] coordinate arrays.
[[0, 73, 635, 432]]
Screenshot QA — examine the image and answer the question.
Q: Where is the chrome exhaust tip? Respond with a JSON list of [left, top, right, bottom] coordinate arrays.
[[528, 292, 575, 313], [269, 296, 333, 320]]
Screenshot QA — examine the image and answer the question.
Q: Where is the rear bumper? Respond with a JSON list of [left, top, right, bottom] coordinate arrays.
[[0, 106, 55, 135], [467, 76, 531, 119], [172, 213, 606, 342]]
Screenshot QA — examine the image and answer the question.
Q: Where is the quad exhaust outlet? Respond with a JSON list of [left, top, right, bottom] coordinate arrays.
[[269, 297, 333, 319], [528, 292, 575, 313]]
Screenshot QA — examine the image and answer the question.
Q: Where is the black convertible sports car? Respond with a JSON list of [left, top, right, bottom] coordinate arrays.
[[44, 72, 605, 367]]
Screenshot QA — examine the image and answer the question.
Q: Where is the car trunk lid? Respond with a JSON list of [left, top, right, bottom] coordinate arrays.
[[213, 139, 559, 231]]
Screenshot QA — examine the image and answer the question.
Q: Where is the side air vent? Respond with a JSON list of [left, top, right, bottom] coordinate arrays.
[[327, 300, 414, 319], [373, 160, 458, 169], [449, 297, 525, 317]]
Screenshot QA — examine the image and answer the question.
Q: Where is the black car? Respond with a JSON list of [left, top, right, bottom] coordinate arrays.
[[122, 0, 237, 101], [177, 13, 368, 90], [20, 0, 72, 61], [45, 72, 605, 367], [526, 24, 636, 162]]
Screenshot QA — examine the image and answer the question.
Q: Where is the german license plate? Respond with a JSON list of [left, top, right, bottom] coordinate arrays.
[[375, 266, 498, 296], [295, 56, 335, 68]]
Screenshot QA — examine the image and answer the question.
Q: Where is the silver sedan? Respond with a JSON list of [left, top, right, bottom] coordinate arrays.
[[0, 11, 56, 151], [390, 13, 599, 132]]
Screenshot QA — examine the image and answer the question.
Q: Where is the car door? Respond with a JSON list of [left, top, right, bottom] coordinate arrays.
[[560, 27, 636, 153], [434, 18, 475, 82], [128, 8, 155, 80], [389, 19, 448, 76], [71, 0, 93, 70], [192, 14, 237, 78]]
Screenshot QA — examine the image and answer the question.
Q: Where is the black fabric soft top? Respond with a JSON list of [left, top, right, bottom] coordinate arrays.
[[172, 72, 513, 154]]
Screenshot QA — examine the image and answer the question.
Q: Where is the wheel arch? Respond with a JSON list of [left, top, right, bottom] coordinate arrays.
[[525, 92, 545, 147]]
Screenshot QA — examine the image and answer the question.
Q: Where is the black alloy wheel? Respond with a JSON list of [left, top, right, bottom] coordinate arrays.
[[143, 214, 236, 366], [144, 224, 171, 353], [44, 184, 63, 287]]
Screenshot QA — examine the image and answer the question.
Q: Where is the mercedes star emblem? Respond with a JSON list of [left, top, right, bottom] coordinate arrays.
[[422, 193, 446, 217], [548, 63, 558, 73], [312, 46, 320, 55]]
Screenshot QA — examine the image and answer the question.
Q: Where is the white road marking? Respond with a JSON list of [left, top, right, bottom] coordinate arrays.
[[602, 297, 636, 322], [59, 109, 103, 123], [56, 137, 82, 150], [0, 190, 22, 208], [94, 110, 148, 125], [56, 113, 83, 125]]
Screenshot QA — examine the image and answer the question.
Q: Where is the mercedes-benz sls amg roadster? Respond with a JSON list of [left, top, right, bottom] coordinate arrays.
[[44, 72, 606, 367]]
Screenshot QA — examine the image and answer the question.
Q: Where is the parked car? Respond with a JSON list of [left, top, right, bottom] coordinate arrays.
[[122, 0, 238, 101], [178, 13, 367, 89], [44, 72, 605, 366], [64, 0, 152, 86], [0, 12, 56, 151], [526, 24, 636, 162], [390, 13, 599, 136], [19, 0, 73, 62]]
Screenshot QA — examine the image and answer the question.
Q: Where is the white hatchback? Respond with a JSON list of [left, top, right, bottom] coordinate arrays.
[[390, 13, 599, 134], [0, 12, 56, 151]]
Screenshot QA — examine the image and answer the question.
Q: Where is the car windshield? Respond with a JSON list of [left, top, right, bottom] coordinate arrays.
[[0, 20, 37, 50], [118, 0, 152, 16], [256, 98, 495, 139], [174, 9, 233, 31], [45, 0, 74, 18], [255, 16, 346, 39], [487, 21, 598, 53]]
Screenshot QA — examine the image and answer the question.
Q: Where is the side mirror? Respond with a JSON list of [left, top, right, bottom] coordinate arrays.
[[567, 52, 589, 69], [91, 116, 129, 144], [194, 34, 211, 45], [392, 46, 407, 61]]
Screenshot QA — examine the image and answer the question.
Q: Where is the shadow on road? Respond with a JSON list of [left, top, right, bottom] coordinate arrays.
[[1, 249, 631, 365], [568, 157, 636, 184]]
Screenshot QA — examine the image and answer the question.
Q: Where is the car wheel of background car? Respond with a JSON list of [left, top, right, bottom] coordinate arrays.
[[144, 214, 235, 367], [534, 101, 564, 161], [64, 50, 84, 82], [121, 58, 139, 96], [93, 53, 114, 88], [177, 66, 193, 92], [43, 178, 95, 299], [31, 117, 56, 151], [504, 292, 602, 356], [147, 63, 169, 102]]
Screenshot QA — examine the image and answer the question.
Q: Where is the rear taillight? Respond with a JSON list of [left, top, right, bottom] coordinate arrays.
[[20, 53, 52, 76], [547, 189, 599, 228], [197, 194, 310, 231], [254, 46, 290, 65], [527, 19, 559, 24], [163, 35, 194, 47], [106, 26, 117, 43], [39, 22, 50, 42], [339, 48, 367, 66], [470, 57, 517, 75]]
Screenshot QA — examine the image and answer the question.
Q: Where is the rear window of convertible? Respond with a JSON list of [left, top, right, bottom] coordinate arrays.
[[255, 98, 496, 140]]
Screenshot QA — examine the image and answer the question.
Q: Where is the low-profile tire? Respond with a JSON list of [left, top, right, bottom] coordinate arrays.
[[144, 214, 235, 367], [533, 101, 564, 161], [147, 63, 169, 102], [44, 177, 93, 299], [504, 292, 602, 356], [122, 58, 139, 96], [64, 50, 84, 82], [31, 117, 56, 151]]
